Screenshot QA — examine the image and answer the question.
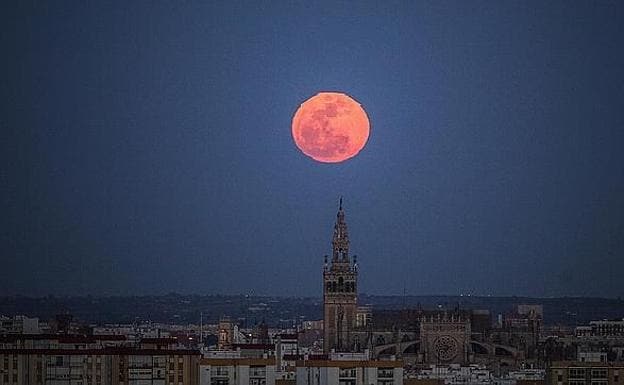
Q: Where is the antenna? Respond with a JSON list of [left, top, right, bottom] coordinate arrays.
[[403, 284, 406, 309]]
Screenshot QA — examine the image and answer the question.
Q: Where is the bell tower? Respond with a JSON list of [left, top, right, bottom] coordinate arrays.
[[323, 197, 358, 353]]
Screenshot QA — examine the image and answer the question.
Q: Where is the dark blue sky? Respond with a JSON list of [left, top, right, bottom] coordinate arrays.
[[2, 1, 623, 297]]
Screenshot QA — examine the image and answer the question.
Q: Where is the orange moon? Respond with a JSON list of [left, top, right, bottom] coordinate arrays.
[[291, 92, 370, 163]]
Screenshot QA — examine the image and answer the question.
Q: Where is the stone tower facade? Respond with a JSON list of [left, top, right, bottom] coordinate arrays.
[[323, 198, 358, 353], [419, 313, 471, 364]]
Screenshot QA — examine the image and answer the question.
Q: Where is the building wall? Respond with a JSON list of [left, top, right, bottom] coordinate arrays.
[[589, 321, 624, 338], [323, 284, 357, 354], [200, 358, 276, 385], [296, 360, 403, 385], [403, 379, 444, 385], [0, 350, 200, 385], [419, 316, 471, 365], [0, 316, 40, 335], [549, 361, 622, 385]]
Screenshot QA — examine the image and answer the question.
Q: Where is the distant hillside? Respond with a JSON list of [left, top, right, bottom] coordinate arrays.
[[0, 294, 622, 327]]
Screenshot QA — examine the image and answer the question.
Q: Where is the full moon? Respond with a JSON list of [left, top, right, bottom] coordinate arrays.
[[291, 92, 370, 163]]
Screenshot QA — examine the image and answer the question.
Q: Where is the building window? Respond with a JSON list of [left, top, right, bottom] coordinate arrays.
[[569, 369, 586, 379], [591, 369, 607, 379], [212, 366, 229, 376], [250, 366, 266, 378], [339, 367, 357, 385]]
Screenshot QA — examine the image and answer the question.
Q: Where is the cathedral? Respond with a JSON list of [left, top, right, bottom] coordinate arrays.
[[321, 199, 536, 366]]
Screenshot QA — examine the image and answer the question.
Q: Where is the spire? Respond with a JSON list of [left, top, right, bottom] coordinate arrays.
[[332, 197, 350, 262]]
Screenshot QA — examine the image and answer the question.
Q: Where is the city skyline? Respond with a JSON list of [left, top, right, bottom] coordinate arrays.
[[2, 1, 624, 298]]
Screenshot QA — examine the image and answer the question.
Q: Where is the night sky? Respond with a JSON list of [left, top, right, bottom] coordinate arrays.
[[2, 1, 623, 298]]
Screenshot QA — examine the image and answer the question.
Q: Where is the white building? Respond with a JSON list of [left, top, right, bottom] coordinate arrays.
[[578, 351, 608, 363], [0, 334, 200, 385], [507, 368, 545, 381], [412, 364, 492, 385], [200, 351, 277, 385], [589, 319, 624, 337], [296, 356, 403, 385], [0, 315, 39, 334], [276, 333, 300, 372], [575, 319, 624, 338], [405, 364, 544, 385]]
